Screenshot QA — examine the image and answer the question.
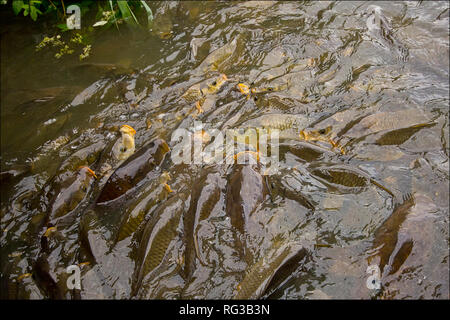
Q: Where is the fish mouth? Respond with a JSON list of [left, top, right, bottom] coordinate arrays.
[[79, 166, 97, 179], [237, 83, 250, 95], [120, 124, 136, 136]]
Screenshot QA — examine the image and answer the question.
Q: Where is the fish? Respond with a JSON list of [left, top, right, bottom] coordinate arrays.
[[368, 194, 415, 277], [226, 164, 269, 236], [300, 109, 433, 152], [71, 62, 134, 76], [375, 123, 435, 146], [58, 141, 106, 172], [311, 167, 368, 188], [181, 74, 228, 103], [48, 166, 97, 220], [310, 166, 395, 197], [32, 255, 64, 299], [182, 171, 213, 280], [365, 5, 409, 62], [233, 241, 307, 299], [96, 139, 170, 204], [194, 38, 238, 75], [132, 194, 186, 296], [241, 114, 310, 132], [112, 124, 136, 161], [183, 170, 224, 281], [236, 113, 312, 142], [345, 110, 432, 139], [115, 172, 172, 243]]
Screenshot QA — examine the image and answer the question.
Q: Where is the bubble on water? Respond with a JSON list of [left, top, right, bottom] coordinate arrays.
[[119, 115, 127, 121], [131, 113, 139, 119]]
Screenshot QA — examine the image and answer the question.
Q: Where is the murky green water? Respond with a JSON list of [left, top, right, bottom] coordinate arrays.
[[1, 1, 449, 299]]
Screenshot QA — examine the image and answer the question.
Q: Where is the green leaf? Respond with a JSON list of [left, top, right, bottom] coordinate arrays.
[[30, 6, 37, 21], [117, 0, 138, 26], [12, 0, 24, 15], [57, 23, 69, 32], [140, 0, 153, 27], [108, 0, 119, 30]]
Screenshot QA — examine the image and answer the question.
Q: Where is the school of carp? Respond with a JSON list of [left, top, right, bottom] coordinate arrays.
[[1, 2, 448, 299]]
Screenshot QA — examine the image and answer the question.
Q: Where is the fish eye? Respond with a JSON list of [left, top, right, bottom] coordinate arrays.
[[253, 96, 258, 101], [318, 128, 326, 134], [212, 81, 217, 86], [268, 87, 273, 91]]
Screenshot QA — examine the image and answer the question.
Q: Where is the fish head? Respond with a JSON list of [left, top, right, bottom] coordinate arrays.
[[78, 166, 97, 179], [237, 83, 250, 95], [203, 74, 229, 94], [120, 124, 136, 136], [299, 125, 333, 142]]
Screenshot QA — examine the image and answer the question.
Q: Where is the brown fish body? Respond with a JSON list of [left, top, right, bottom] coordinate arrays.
[[96, 139, 170, 204], [133, 194, 186, 297], [182, 170, 225, 281], [310, 165, 394, 197], [49, 167, 96, 220], [226, 164, 268, 236], [115, 178, 171, 243], [301, 109, 433, 152], [233, 241, 307, 299], [58, 141, 106, 173], [194, 37, 238, 75], [368, 194, 415, 276], [181, 74, 228, 103]]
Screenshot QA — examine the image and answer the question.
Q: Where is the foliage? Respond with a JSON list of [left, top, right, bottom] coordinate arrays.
[[4, 0, 153, 29], [35, 33, 91, 60], [2, 0, 155, 60], [12, 0, 44, 21]]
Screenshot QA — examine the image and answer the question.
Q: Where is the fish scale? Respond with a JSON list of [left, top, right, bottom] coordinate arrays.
[[233, 242, 307, 299], [135, 195, 185, 291]]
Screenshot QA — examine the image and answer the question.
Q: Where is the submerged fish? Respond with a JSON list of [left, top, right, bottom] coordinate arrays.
[[133, 194, 186, 296], [32, 255, 64, 300], [368, 194, 415, 277], [233, 241, 307, 299], [71, 62, 134, 76], [237, 113, 312, 142], [345, 110, 432, 139], [226, 164, 269, 236], [96, 139, 170, 204], [115, 172, 172, 243], [310, 166, 394, 197], [183, 170, 225, 281], [301, 109, 433, 152], [194, 38, 238, 75], [181, 74, 228, 103], [58, 141, 106, 173], [365, 5, 409, 62], [48, 166, 97, 220], [375, 123, 435, 146]]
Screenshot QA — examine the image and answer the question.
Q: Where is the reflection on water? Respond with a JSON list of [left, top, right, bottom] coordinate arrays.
[[1, 1, 448, 299]]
